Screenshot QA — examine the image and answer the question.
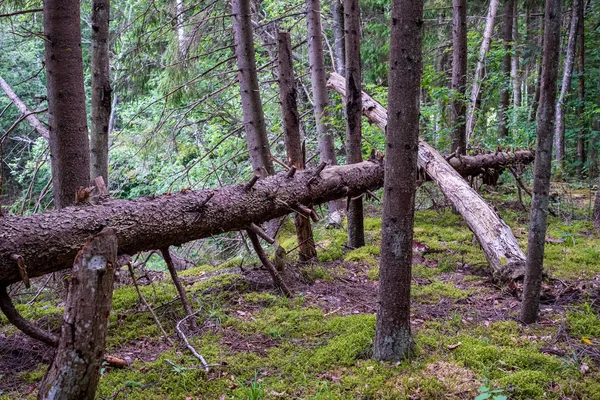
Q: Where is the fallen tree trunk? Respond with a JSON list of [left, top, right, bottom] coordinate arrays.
[[327, 72, 526, 280], [0, 161, 384, 284]]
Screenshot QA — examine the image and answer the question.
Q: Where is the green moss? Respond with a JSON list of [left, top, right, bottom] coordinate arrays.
[[412, 281, 473, 304], [344, 245, 380, 261], [412, 264, 439, 279], [498, 370, 550, 399], [178, 264, 215, 277], [17, 365, 46, 383], [242, 292, 278, 305], [190, 272, 245, 293], [112, 282, 177, 312], [215, 257, 244, 270], [300, 265, 333, 283], [236, 305, 326, 339], [363, 217, 382, 231], [317, 245, 344, 262], [567, 304, 600, 338], [366, 267, 379, 280]]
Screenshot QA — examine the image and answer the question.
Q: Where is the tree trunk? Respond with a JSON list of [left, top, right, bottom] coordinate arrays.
[[332, 0, 345, 76], [520, 0, 562, 324], [44, 0, 91, 209], [344, 0, 365, 248], [511, 4, 521, 108], [466, 0, 500, 142], [232, 0, 274, 179], [90, 0, 111, 185], [37, 228, 117, 400], [328, 72, 528, 281], [576, 4, 585, 177], [594, 177, 600, 228], [306, 0, 343, 215], [591, 65, 600, 178], [554, 0, 580, 167], [374, 0, 423, 362], [176, 0, 187, 57], [498, 0, 514, 139], [0, 76, 49, 140], [277, 31, 316, 261], [450, 0, 467, 155]]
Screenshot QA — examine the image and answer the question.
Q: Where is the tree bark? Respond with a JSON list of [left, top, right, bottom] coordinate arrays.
[[511, 4, 521, 108], [450, 0, 468, 155], [466, 0, 500, 142], [277, 31, 316, 261], [44, 0, 91, 209], [520, 0, 562, 324], [306, 0, 343, 215], [576, 4, 585, 177], [498, 0, 514, 139], [0, 76, 49, 140], [554, 0, 580, 167], [374, 0, 423, 362], [344, 0, 365, 248], [90, 0, 111, 185], [328, 72, 528, 281], [37, 228, 117, 400], [332, 0, 345, 76], [232, 0, 274, 178]]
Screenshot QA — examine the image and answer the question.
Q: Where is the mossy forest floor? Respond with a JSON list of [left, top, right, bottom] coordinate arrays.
[[1, 182, 599, 399]]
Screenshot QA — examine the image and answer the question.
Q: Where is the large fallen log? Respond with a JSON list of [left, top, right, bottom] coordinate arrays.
[[327, 72, 526, 280]]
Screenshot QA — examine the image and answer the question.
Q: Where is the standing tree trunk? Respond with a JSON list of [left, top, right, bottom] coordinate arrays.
[[374, 0, 423, 362], [306, 0, 343, 217], [232, 0, 274, 179], [498, 0, 514, 139], [591, 65, 600, 177], [466, 0, 500, 143], [175, 0, 187, 57], [594, 177, 600, 228], [344, 0, 365, 248], [44, 0, 91, 209], [37, 228, 118, 400], [511, 4, 521, 108], [450, 0, 468, 155], [554, 0, 580, 167], [277, 31, 317, 261], [576, 4, 585, 177], [520, 0, 562, 324], [90, 0, 111, 186], [332, 0, 346, 76]]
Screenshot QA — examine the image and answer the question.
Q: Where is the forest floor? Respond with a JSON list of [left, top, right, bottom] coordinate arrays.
[[1, 181, 599, 399]]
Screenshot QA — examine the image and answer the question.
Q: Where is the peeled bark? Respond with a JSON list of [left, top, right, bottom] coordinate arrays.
[[90, 0, 111, 185], [278, 31, 316, 261], [450, 0, 468, 155], [44, 0, 91, 209], [328, 72, 527, 280], [466, 0, 500, 142], [498, 0, 514, 139], [37, 228, 117, 400], [233, 0, 274, 178], [520, 0, 562, 324], [373, 0, 423, 362], [554, 0, 580, 166], [344, 0, 365, 248], [306, 0, 342, 214]]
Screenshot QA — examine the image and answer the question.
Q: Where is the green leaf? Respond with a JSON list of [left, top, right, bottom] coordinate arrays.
[[478, 386, 490, 393], [493, 396, 508, 400], [475, 394, 491, 400]]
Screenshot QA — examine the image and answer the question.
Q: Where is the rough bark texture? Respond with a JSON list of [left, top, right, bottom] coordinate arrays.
[[498, 0, 514, 138], [328, 72, 528, 281], [449, 0, 467, 155], [37, 228, 117, 400], [466, 0, 500, 142], [232, 0, 274, 178], [0, 161, 385, 284], [306, 0, 342, 214], [520, 0, 562, 324], [576, 5, 585, 177], [90, 0, 111, 185], [344, 0, 365, 248], [44, 0, 91, 209], [373, 0, 423, 362], [332, 0, 345, 76], [0, 76, 49, 139], [278, 31, 316, 261], [554, 0, 580, 166]]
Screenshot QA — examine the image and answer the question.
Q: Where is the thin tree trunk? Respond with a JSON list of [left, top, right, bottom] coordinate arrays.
[[466, 0, 500, 143], [520, 0, 562, 324], [0, 76, 49, 140], [332, 0, 345, 75], [44, 0, 91, 209], [594, 177, 600, 228], [277, 31, 317, 261], [554, 0, 580, 167], [511, 4, 521, 108], [306, 0, 343, 216], [373, 0, 424, 362], [232, 0, 274, 178], [498, 0, 514, 138], [591, 65, 600, 177], [450, 0, 467, 155], [576, 4, 585, 177], [161, 248, 197, 330], [176, 0, 187, 56], [37, 228, 117, 400], [90, 0, 111, 185], [344, 0, 365, 248]]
